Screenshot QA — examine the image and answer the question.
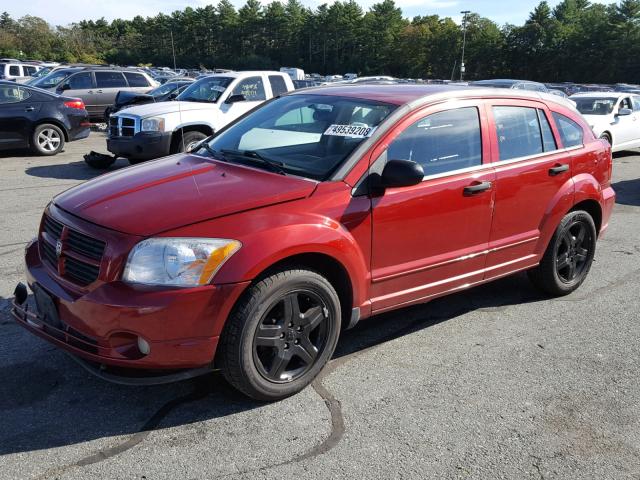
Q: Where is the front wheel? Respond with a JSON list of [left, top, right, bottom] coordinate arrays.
[[219, 269, 341, 401], [175, 131, 207, 153], [528, 210, 597, 296]]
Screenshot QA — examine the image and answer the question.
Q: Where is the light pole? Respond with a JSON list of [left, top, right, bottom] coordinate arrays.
[[460, 10, 470, 81]]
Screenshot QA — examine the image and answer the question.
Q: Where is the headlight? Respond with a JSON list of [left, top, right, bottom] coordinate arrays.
[[122, 238, 241, 287], [141, 117, 165, 132]]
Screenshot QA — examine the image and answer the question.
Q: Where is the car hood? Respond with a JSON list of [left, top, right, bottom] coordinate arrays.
[[115, 100, 218, 118], [54, 155, 318, 236]]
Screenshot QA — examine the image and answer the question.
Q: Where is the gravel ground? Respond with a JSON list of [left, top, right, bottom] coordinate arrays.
[[1, 133, 639, 479]]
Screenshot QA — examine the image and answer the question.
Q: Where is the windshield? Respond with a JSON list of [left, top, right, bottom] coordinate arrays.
[[195, 94, 396, 180], [31, 69, 75, 89], [177, 77, 233, 103], [574, 97, 616, 115], [31, 67, 51, 79]]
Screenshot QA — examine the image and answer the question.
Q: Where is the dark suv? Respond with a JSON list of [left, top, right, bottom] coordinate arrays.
[[30, 67, 157, 121]]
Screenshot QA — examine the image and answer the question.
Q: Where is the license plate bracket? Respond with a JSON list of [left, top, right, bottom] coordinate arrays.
[[32, 283, 62, 329]]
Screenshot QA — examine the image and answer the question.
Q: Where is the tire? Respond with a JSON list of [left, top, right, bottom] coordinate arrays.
[[527, 210, 597, 296], [600, 132, 612, 146], [31, 124, 65, 156], [219, 269, 341, 401], [175, 131, 207, 153]]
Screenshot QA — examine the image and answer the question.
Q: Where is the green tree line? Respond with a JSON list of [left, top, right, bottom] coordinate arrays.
[[1, 0, 640, 82]]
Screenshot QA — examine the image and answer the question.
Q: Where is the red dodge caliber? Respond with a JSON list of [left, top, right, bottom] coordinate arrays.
[[13, 85, 615, 400]]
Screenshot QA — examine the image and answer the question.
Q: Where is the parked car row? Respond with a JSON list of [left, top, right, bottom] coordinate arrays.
[[11, 83, 615, 401]]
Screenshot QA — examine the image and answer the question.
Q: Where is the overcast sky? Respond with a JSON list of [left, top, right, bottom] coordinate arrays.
[[0, 0, 619, 27]]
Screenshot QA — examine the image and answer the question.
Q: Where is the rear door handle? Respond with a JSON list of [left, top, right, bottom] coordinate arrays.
[[25, 106, 35, 112], [549, 164, 569, 176], [463, 181, 492, 196]]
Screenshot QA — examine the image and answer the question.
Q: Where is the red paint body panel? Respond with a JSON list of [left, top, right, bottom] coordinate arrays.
[[15, 87, 615, 374], [55, 154, 318, 236]]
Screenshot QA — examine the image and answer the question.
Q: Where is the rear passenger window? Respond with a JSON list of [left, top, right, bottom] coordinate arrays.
[[124, 72, 150, 87], [552, 112, 584, 148], [387, 107, 482, 176], [9, 65, 20, 76], [269, 75, 288, 97], [538, 109, 557, 152], [95, 71, 127, 88], [493, 106, 546, 161]]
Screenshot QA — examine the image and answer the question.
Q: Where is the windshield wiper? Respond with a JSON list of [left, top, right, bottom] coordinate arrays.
[[221, 149, 287, 175], [197, 142, 228, 161]]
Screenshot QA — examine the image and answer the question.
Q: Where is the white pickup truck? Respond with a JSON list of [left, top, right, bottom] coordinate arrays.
[[104, 71, 294, 164]]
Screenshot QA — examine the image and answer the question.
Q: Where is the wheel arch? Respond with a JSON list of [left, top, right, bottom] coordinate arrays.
[[571, 199, 602, 235], [243, 252, 355, 331], [32, 119, 70, 142]]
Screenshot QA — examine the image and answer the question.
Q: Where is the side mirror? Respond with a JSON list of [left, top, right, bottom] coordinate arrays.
[[617, 108, 633, 116], [59, 83, 71, 91], [225, 94, 246, 104], [380, 159, 424, 189]]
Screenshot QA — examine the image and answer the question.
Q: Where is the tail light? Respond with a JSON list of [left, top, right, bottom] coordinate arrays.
[[64, 99, 85, 110]]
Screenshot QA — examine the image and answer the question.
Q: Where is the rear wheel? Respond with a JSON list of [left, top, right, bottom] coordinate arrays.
[[31, 124, 65, 156], [528, 210, 597, 296], [219, 269, 341, 401]]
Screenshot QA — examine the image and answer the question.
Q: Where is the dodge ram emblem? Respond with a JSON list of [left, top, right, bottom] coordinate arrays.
[[55, 240, 63, 258]]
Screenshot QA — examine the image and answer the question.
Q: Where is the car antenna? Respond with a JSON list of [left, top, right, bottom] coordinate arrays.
[[170, 30, 186, 154]]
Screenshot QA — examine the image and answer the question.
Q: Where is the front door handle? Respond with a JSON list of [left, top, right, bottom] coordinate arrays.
[[463, 181, 492, 196], [96, 89, 103, 93], [25, 106, 35, 112], [549, 164, 569, 176]]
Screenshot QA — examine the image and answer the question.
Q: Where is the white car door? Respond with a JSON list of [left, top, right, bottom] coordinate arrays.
[[613, 96, 637, 147], [218, 76, 268, 129]]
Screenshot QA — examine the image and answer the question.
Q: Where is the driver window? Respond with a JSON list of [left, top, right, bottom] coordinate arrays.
[[68, 72, 93, 90], [232, 77, 266, 102], [387, 107, 482, 176]]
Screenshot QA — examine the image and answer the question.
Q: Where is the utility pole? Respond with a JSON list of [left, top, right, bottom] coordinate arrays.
[[460, 10, 470, 81]]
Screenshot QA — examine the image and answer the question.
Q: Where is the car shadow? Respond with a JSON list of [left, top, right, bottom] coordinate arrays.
[[25, 159, 131, 181], [0, 273, 546, 457], [612, 178, 640, 206]]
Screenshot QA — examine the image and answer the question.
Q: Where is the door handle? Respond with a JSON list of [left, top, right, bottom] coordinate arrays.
[[96, 90, 103, 93], [463, 181, 492, 196], [549, 164, 569, 176], [25, 106, 35, 112]]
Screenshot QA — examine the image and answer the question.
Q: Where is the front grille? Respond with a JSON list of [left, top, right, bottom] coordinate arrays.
[[109, 115, 138, 138], [40, 213, 105, 287], [109, 116, 119, 137], [64, 257, 100, 286], [67, 229, 105, 261]]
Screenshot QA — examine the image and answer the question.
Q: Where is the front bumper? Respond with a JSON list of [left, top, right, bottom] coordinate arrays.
[[107, 131, 172, 160], [13, 240, 249, 375]]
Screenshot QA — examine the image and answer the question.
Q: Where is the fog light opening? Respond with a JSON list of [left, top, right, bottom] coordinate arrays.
[[137, 336, 151, 355]]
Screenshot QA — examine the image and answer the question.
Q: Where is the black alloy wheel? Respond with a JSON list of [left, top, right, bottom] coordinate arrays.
[[528, 210, 597, 296], [252, 290, 330, 383], [219, 269, 341, 401], [554, 220, 593, 283]]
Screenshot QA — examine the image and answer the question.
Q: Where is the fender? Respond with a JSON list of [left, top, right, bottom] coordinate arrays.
[[535, 175, 575, 255], [573, 172, 605, 207], [215, 220, 370, 310], [172, 121, 216, 135]]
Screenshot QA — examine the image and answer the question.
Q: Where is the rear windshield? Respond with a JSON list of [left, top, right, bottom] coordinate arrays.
[[573, 97, 616, 115]]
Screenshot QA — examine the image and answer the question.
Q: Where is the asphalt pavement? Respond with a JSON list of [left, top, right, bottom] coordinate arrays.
[[1, 133, 639, 479]]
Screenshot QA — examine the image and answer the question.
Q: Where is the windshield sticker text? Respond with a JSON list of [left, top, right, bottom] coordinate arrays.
[[324, 124, 375, 138]]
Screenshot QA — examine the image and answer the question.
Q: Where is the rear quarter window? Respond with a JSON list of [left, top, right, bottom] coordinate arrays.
[[552, 112, 584, 148], [124, 72, 150, 87]]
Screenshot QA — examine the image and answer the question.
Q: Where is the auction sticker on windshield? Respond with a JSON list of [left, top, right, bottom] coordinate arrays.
[[324, 124, 376, 138]]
